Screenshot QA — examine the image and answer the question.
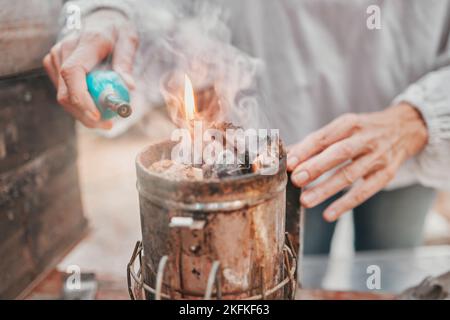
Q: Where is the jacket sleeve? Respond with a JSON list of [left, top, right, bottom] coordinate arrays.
[[59, 0, 137, 38], [393, 60, 450, 190]]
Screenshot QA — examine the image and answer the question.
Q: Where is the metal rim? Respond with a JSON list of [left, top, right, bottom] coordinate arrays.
[[136, 182, 286, 211]]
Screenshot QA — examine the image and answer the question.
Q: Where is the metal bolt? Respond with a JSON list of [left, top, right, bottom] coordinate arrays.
[[169, 216, 194, 228]]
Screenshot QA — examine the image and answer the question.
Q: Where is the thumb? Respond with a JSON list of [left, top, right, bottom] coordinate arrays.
[[112, 29, 139, 89]]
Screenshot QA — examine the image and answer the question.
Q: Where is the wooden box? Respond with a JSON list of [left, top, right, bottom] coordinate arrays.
[[0, 70, 87, 299]]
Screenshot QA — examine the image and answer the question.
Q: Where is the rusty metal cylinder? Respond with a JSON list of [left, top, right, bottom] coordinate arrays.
[[135, 140, 288, 299]]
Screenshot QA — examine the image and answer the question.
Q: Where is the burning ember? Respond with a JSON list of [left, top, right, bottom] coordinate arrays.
[[148, 75, 281, 180]]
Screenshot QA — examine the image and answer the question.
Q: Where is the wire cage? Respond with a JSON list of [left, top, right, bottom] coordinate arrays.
[[127, 233, 298, 300]]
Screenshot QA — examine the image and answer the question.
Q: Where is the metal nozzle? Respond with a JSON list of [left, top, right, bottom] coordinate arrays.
[[117, 103, 132, 118], [103, 93, 132, 118]]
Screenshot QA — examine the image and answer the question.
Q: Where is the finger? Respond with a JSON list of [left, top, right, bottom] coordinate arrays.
[[43, 54, 58, 87], [285, 145, 294, 153], [60, 63, 101, 121], [60, 33, 114, 121], [51, 44, 69, 99], [57, 83, 112, 129], [291, 135, 369, 187], [56, 39, 82, 121], [112, 29, 138, 89], [300, 151, 386, 208], [50, 42, 62, 69], [57, 93, 112, 129], [50, 43, 94, 126], [48, 43, 64, 88], [323, 166, 397, 222], [56, 36, 79, 104], [46, 42, 89, 124], [287, 113, 361, 171]]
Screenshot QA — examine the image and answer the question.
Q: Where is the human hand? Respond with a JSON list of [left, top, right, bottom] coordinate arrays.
[[43, 10, 138, 129], [287, 103, 428, 222]]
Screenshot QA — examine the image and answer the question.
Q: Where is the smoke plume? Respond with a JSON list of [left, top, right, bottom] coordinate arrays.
[[132, 0, 269, 130]]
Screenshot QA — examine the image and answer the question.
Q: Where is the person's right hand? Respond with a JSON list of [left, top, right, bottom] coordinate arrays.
[[43, 10, 138, 129]]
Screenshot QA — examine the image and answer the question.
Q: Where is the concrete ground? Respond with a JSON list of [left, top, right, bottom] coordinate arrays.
[[59, 108, 175, 283], [58, 109, 450, 292]]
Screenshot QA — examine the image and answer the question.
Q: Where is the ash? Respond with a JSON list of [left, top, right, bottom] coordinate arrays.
[[148, 123, 281, 180]]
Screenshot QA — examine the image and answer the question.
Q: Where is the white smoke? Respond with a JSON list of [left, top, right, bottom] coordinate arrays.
[[132, 0, 269, 130]]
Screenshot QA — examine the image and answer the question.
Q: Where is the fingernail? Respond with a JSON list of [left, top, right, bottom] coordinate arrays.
[[325, 210, 337, 221], [292, 170, 309, 185], [287, 156, 298, 168], [85, 109, 100, 121], [302, 191, 316, 206]]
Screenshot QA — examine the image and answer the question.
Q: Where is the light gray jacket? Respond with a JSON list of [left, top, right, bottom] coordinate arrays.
[[64, 0, 450, 190]]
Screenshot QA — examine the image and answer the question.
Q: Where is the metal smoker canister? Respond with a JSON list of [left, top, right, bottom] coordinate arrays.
[[133, 140, 296, 299]]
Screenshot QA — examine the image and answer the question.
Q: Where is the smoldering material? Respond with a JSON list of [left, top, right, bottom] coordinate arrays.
[[148, 122, 281, 179]]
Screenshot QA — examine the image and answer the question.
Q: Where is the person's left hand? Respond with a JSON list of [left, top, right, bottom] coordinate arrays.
[[287, 102, 428, 222]]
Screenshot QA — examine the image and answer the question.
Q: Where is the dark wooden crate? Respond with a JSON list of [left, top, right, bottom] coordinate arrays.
[[0, 70, 87, 299]]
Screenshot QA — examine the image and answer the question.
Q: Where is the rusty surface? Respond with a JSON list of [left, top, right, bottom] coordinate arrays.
[[135, 140, 289, 299], [0, 71, 78, 173]]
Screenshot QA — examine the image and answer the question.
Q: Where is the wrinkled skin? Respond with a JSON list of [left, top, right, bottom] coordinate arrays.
[[287, 102, 428, 222], [43, 10, 138, 129]]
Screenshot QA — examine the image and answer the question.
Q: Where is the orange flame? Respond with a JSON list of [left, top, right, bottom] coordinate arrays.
[[184, 74, 196, 121]]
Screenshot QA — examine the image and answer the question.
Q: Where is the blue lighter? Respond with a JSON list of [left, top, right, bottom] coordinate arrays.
[[86, 70, 132, 119]]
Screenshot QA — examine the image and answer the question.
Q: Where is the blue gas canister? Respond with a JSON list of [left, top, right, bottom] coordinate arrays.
[[86, 70, 132, 120]]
